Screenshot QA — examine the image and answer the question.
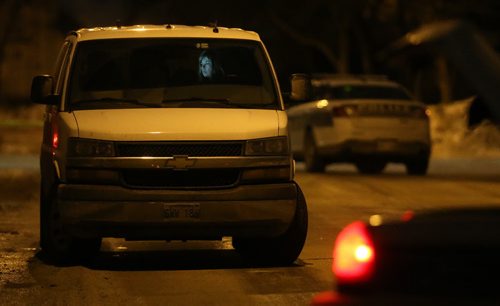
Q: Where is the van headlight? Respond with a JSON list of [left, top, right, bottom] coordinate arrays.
[[68, 138, 115, 157], [245, 136, 289, 156]]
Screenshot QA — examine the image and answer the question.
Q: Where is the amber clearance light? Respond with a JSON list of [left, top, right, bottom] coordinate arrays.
[[332, 221, 375, 285]]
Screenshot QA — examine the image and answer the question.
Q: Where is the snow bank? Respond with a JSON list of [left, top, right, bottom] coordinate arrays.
[[429, 98, 500, 158]]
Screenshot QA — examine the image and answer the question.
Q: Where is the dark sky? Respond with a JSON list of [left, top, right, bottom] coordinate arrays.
[[48, 0, 500, 101]]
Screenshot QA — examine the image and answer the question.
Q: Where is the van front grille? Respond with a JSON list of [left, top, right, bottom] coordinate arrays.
[[116, 142, 243, 157]]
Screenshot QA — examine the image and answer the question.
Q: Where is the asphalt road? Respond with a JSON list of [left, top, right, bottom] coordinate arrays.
[[1, 151, 499, 306]]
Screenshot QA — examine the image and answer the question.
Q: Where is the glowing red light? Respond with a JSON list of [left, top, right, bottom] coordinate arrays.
[[332, 106, 356, 117], [401, 210, 414, 222], [332, 221, 375, 285], [310, 291, 342, 305], [52, 132, 59, 149], [355, 245, 373, 262], [51, 120, 59, 149]]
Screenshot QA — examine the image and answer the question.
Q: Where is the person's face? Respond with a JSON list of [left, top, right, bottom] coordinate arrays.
[[200, 56, 213, 78]]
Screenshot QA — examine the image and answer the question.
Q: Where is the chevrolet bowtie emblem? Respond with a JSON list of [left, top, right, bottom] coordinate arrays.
[[165, 155, 196, 170]]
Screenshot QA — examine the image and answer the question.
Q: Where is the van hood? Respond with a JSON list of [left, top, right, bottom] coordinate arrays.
[[72, 108, 282, 141]]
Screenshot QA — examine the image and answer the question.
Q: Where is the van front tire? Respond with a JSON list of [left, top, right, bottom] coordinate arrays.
[[232, 184, 308, 266], [40, 183, 101, 264]]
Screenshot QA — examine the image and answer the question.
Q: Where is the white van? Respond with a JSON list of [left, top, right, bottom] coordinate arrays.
[[31, 24, 307, 264]]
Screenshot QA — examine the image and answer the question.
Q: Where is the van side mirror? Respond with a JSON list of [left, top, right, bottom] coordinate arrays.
[[31, 75, 60, 105], [290, 73, 312, 102]]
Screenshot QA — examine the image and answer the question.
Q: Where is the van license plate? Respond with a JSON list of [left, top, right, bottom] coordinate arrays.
[[163, 204, 200, 220]]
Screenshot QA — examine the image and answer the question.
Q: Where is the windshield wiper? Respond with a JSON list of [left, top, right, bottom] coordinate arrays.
[[162, 97, 231, 104], [161, 97, 276, 109], [72, 97, 159, 108], [229, 102, 277, 109]]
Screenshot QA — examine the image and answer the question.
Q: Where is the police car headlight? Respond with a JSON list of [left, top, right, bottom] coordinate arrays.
[[68, 138, 115, 157], [245, 136, 289, 156]]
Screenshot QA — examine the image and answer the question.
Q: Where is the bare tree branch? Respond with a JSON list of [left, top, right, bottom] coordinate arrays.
[[0, 0, 24, 100], [267, 9, 339, 71], [352, 20, 372, 73]]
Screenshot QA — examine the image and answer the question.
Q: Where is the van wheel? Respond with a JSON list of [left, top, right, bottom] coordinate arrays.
[[40, 184, 101, 263], [355, 160, 387, 174], [405, 155, 429, 175], [304, 131, 326, 172], [232, 184, 308, 266]]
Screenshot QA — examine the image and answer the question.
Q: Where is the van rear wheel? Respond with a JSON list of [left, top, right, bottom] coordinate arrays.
[[232, 184, 308, 266]]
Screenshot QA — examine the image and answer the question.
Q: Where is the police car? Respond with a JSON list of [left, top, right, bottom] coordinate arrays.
[[287, 74, 431, 175]]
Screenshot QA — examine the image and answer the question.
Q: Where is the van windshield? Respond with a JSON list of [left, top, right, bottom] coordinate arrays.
[[67, 38, 280, 110]]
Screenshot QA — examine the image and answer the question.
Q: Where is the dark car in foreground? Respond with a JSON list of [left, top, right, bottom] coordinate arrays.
[[312, 208, 500, 305]]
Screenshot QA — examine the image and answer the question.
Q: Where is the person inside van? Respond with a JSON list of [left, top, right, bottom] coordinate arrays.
[[198, 50, 224, 81]]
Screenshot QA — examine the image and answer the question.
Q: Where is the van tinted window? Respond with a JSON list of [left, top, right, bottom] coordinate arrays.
[[68, 38, 279, 109]]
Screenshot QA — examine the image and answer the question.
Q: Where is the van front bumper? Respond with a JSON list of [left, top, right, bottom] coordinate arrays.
[[58, 182, 298, 240]]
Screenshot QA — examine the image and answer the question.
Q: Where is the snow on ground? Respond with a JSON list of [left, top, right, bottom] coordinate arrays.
[[428, 98, 500, 158]]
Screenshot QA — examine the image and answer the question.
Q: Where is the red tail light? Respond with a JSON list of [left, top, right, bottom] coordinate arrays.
[[333, 221, 375, 285], [410, 106, 429, 119], [51, 119, 59, 149], [332, 106, 356, 117], [401, 210, 415, 222]]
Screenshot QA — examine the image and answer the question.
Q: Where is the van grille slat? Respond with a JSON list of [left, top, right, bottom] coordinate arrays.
[[116, 142, 243, 157]]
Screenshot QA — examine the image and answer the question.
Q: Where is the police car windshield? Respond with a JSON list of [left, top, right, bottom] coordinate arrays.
[[68, 38, 279, 110], [315, 85, 412, 100]]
